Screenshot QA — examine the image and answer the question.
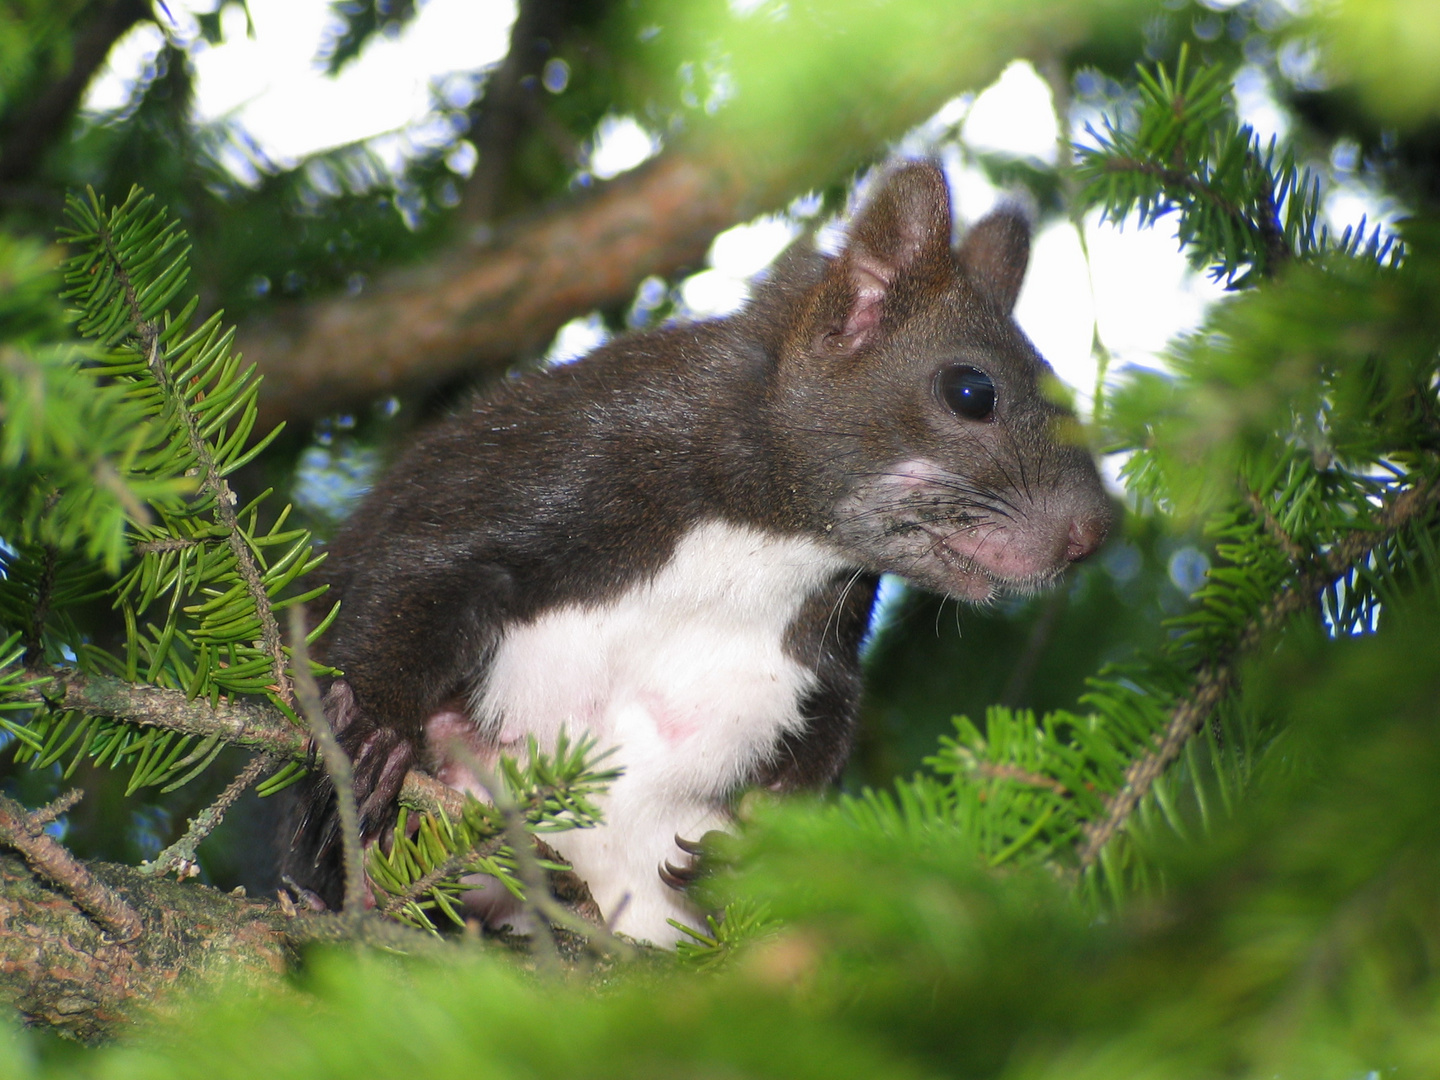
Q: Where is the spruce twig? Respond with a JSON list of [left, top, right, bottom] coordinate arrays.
[[470, 759, 631, 963], [484, 762, 563, 975], [1246, 490, 1309, 565], [16, 668, 304, 753], [143, 751, 280, 878], [375, 834, 506, 920], [1077, 476, 1440, 868], [10, 666, 467, 817], [28, 788, 86, 827], [104, 233, 292, 706]]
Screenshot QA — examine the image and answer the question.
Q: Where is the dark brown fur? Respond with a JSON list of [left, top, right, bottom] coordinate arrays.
[[285, 161, 1112, 907]]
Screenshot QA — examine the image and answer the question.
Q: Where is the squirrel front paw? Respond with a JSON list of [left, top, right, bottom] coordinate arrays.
[[658, 831, 733, 892]]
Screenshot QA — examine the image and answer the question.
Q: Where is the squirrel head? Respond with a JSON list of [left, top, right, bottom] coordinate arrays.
[[753, 160, 1113, 601]]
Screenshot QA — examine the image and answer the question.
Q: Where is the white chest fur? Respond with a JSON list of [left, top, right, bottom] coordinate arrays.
[[462, 520, 854, 944]]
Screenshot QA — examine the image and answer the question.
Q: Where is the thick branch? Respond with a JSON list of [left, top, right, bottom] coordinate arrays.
[[20, 669, 303, 751], [0, 852, 296, 1042], [1077, 477, 1440, 867], [248, 149, 764, 427]]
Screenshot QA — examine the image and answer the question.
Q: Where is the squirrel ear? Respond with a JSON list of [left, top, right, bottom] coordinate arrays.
[[958, 207, 1031, 314], [823, 161, 953, 353]]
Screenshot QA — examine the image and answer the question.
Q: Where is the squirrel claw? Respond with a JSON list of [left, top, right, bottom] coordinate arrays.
[[658, 859, 696, 891], [673, 833, 705, 856]]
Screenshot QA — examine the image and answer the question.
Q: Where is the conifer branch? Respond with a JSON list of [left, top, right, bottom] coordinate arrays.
[[1246, 490, 1309, 565], [143, 752, 281, 878], [0, 792, 143, 942], [1077, 475, 1440, 868], [11, 663, 472, 824], [105, 228, 292, 706], [374, 835, 503, 920], [16, 669, 304, 753], [132, 538, 202, 555]]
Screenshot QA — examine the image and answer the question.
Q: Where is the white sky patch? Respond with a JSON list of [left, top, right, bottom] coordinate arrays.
[[1084, 210, 1227, 371], [1232, 65, 1290, 146], [946, 156, 1002, 226], [544, 312, 610, 366], [961, 60, 1058, 163], [88, 0, 517, 164], [1015, 214, 1225, 418], [82, 20, 166, 114], [1014, 221, 1097, 410], [710, 215, 798, 277], [679, 214, 800, 318], [1324, 179, 1404, 247], [679, 270, 749, 317], [587, 115, 662, 180]]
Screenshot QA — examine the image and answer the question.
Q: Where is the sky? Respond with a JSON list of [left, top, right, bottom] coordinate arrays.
[[84, 0, 1390, 428]]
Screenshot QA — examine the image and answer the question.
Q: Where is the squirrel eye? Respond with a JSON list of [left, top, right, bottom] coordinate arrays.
[[935, 364, 996, 421]]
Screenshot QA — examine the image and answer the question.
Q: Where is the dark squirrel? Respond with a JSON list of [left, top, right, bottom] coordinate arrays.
[[285, 160, 1113, 944]]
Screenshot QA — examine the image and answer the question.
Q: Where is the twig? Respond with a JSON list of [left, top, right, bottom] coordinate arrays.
[[481, 764, 561, 974], [133, 537, 202, 555], [375, 828, 506, 919], [978, 762, 1071, 797], [22, 542, 58, 669], [1246, 490, 1308, 564], [400, 771, 466, 817], [103, 216, 292, 705], [283, 908, 453, 955], [28, 788, 86, 827], [1098, 155, 1291, 278], [1255, 182, 1292, 277], [17, 669, 306, 754], [287, 607, 365, 915], [0, 792, 143, 942], [1077, 477, 1440, 868], [480, 761, 630, 964], [12, 666, 466, 822], [142, 752, 280, 878]]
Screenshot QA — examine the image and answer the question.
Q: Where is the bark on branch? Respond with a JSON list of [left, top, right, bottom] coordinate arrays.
[[248, 149, 770, 427]]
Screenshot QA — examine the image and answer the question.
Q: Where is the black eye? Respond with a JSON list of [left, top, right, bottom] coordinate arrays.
[[935, 364, 996, 421]]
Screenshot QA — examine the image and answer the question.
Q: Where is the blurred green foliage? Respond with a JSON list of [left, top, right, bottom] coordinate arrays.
[[6, 593, 1438, 1078]]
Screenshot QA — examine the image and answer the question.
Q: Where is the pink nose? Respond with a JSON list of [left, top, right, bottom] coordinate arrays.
[[1065, 515, 1108, 563]]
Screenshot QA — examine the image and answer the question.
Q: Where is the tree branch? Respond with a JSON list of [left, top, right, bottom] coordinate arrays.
[[288, 608, 366, 914], [1077, 476, 1440, 868], [0, 792, 143, 942], [142, 752, 280, 878], [248, 149, 765, 427], [15, 668, 466, 815]]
